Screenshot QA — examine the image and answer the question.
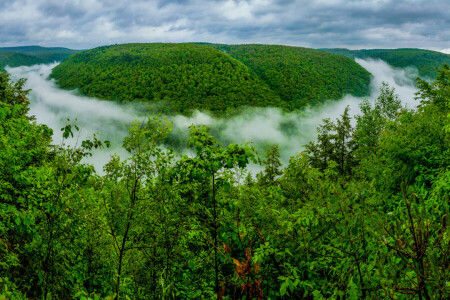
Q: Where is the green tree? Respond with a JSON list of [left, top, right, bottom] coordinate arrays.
[[354, 82, 402, 158], [101, 117, 172, 298], [171, 125, 256, 297], [257, 144, 283, 186], [305, 106, 356, 176]]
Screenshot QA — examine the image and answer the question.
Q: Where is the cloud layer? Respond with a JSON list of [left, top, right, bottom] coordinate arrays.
[[0, 0, 449, 50]]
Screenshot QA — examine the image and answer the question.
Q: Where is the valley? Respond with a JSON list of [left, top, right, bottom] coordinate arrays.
[[8, 56, 418, 172]]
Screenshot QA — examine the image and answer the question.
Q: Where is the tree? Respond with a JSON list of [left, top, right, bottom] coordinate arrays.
[[101, 117, 172, 298], [171, 125, 256, 297], [0, 68, 30, 117], [354, 82, 402, 158], [257, 144, 283, 185], [305, 106, 356, 176]]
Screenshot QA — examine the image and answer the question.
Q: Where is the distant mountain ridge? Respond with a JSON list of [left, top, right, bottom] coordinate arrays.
[[0, 46, 80, 69], [49, 43, 371, 115], [0, 46, 73, 52], [319, 48, 450, 78]]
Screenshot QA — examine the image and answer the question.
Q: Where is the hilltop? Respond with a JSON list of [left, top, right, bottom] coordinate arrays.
[[49, 43, 372, 115]]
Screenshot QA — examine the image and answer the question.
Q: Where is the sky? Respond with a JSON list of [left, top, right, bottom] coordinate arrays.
[[0, 0, 449, 51]]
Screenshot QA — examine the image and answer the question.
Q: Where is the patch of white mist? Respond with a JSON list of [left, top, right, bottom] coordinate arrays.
[[167, 59, 420, 165], [7, 63, 143, 173]]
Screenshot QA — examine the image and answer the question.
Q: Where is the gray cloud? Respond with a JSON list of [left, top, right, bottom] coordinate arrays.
[[0, 0, 448, 49]]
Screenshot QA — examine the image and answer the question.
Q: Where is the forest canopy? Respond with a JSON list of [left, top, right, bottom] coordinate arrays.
[[49, 43, 372, 115], [208, 44, 372, 110]]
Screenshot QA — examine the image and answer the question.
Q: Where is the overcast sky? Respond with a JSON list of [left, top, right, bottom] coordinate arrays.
[[1, 0, 449, 52]]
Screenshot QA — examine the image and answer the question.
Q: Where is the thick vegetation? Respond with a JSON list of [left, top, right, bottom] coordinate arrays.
[[321, 48, 450, 78], [1, 55, 449, 298], [50, 43, 371, 115], [0, 52, 43, 68], [50, 43, 283, 115], [210, 44, 371, 109], [0, 46, 79, 69]]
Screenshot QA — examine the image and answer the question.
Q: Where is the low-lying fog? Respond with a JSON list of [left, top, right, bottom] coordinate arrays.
[[7, 59, 420, 173]]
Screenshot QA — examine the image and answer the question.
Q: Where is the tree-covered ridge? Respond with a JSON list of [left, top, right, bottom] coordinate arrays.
[[50, 43, 371, 115], [0, 46, 79, 69], [1, 58, 449, 298], [0, 52, 43, 68], [210, 44, 372, 109], [50, 43, 283, 115], [320, 48, 450, 78]]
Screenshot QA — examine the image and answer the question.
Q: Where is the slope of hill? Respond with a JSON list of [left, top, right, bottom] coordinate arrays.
[[209, 44, 371, 110], [320, 48, 450, 78], [0, 52, 43, 68], [50, 43, 372, 114], [0, 46, 79, 69], [50, 43, 284, 115]]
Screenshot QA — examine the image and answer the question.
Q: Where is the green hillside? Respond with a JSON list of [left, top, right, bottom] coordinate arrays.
[[50, 43, 284, 115], [0, 46, 79, 69], [209, 44, 371, 110], [50, 43, 372, 114], [320, 48, 450, 78], [0, 52, 43, 67]]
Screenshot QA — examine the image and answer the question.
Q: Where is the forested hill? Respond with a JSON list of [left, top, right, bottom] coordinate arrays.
[[208, 44, 371, 110], [49, 43, 371, 115], [0, 46, 79, 69], [320, 48, 450, 78], [50, 43, 283, 115]]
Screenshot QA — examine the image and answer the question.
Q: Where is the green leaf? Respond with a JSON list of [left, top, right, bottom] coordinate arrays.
[[285, 248, 293, 256], [280, 282, 288, 296]]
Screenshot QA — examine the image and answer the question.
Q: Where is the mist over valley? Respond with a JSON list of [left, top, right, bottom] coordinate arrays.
[[8, 58, 419, 173]]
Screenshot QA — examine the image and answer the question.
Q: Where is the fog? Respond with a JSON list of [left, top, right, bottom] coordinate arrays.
[[7, 63, 139, 169], [6, 59, 420, 173]]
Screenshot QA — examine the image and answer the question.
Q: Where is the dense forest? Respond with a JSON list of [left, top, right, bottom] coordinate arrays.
[[0, 46, 79, 70], [1, 52, 449, 299], [50, 43, 284, 115], [49, 43, 371, 115], [207, 44, 371, 110], [320, 48, 450, 78], [0, 52, 43, 69]]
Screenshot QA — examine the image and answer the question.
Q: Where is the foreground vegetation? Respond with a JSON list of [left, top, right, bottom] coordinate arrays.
[[50, 43, 371, 115], [320, 48, 450, 79], [1, 64, 449, 299]]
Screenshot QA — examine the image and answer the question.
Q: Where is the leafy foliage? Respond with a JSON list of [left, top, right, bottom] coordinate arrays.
[[1, 63, 449, 299]]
